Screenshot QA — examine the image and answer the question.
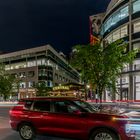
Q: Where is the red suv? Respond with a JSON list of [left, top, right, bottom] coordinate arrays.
[[9, 97, 136, 140]]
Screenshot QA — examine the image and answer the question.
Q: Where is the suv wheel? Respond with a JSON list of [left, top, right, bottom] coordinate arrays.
[[90, 128, 119, 140], [19, 123, 35, 140]]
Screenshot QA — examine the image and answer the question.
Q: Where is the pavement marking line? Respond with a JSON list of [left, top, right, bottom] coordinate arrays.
[[0, 117, 9, 120]]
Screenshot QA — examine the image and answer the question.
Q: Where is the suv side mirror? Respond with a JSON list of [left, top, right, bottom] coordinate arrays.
[[73, 110, 87, 117]]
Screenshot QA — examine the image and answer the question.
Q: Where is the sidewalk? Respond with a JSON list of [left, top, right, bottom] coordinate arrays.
[[0, 101, 17, 106]]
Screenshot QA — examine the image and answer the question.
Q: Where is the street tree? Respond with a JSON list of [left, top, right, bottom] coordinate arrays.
[[34, 81, 52, 96], [0, 64, 17, 100], [70, 39, 137, 101]]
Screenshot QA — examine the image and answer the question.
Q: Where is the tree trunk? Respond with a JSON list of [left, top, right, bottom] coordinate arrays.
[[3, 94, 7, 101]]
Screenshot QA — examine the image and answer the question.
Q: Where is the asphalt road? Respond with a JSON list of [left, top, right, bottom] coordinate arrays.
[[0, 107, 72, 140]]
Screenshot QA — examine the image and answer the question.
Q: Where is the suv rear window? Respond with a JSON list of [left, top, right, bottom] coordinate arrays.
[[16, 100, 33, 110], [33, 101, 50, 112], [24, 100, 33, 110]]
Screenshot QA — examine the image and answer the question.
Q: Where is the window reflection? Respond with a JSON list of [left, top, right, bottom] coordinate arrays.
[[103, 6, 128, 34], [133, 0, 140, 14]]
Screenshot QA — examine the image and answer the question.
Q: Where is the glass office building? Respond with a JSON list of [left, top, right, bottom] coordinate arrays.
[[101, 0, 140, 100]]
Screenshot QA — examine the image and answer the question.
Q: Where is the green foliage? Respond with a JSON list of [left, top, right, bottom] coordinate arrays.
[[34, 81, 52, 96], [0, 64, 17, 100], [70, 40, 137, 99]]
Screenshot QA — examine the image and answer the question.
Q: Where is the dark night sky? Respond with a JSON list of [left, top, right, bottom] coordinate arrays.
[[0, 0, 111, 56]]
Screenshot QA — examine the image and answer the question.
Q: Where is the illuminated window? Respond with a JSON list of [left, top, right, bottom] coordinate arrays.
[[20, 82, 26, 88], [122, 76, 129, 84], [135, 75, 140, 82], [122, 64, 129, 72], [19, 72, 26, 78], [37, 59, 42, 65], [27, 61, 36, 67], [106, 34, 113, 43], [5, 65, 10, 70], [133, 0, 140, 13], [113, 29, 120, 41], [133, 42, 140, 51], [133, 60, 140, 70], [28, 81, 35, 88], [119, 6, 128, 19], [37, 59, 46, 66], [133, 21, 140, 33], [112, 11, 120, 26], [120, 25, 128, 38], [48, 81, 53, 87]]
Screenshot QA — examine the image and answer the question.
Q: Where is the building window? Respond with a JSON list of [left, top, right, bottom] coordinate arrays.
[[122, 64, 129, 72], [121, 76, 129, 84], [105, 17, 112, 32], [112, 11, 120, 26], [5, 65, 10, 70], [133, 42, 140, 51], [38, 69, 47, 76], [119, 6, 128, 20], [106, 25, 128, 44], [28, 71, 35, 77], [10, 62, 26, 69], [106, 34, 113, 43], [37, 59, 42, 66], [133, 0, 140, 13], [102, 6, 128, 34], [133, 60, 140, 70], [19, 72, 26, 78], [117, 78, 120, 85], [134, 75, 140, 99], [20, 82, 26, 88], [28, 81, 35, 88], [120, 25, 128, 38], [59, 75, 62, 81], [27, 61, 36, 67], [133, 20, 140, 33], [135, 75, 140, 82], [113, 29, 120, 42], [55, 73, 58, 80], [46, 60, 52, 66], [37, 59, 46, 66], [48, 81, 53, 87]]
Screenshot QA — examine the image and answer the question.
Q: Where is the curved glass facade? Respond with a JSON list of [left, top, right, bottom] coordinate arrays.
[[102, 5, 128, 34], [133, 0, 140, 14], [105, 24, 128, 43], [102, 0, 140, 100]]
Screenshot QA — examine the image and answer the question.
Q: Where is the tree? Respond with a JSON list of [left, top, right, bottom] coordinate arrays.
[[34, 81, 52, 96], [70, 40, 137, 101], [0, 64, 17, 100]]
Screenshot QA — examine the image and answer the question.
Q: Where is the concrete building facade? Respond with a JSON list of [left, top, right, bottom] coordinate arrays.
[[0, 45, 80, 99]]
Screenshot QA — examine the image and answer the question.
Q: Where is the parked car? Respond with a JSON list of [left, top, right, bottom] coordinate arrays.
[[9, 97, 137, 140]]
